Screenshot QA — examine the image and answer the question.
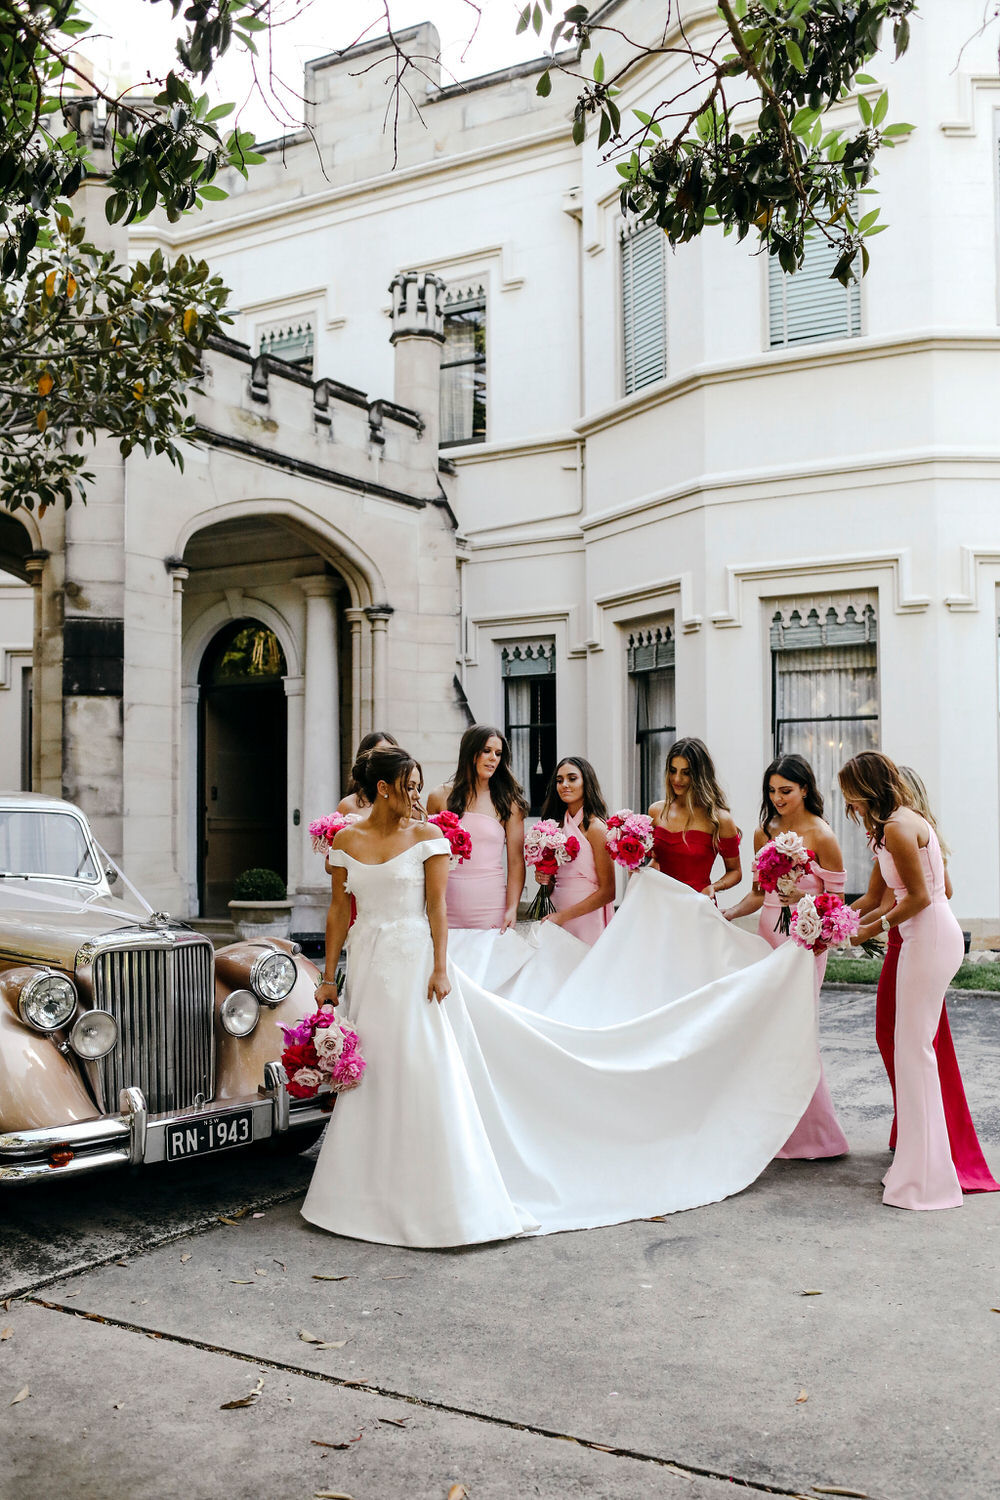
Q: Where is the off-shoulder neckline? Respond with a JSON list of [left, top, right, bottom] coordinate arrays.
[[333, 837, 448, 868]]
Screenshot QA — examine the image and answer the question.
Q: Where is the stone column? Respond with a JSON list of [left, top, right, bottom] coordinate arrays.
[[365, 605, 394, 732], [179, 683, 200, 915], [389, 271, 445, 495], [297, 576, 340, 883], [24, 551, 48, 793], [167, 564, 189, 896], [344, 607, 366, 749], [283, 674, 305, 898]]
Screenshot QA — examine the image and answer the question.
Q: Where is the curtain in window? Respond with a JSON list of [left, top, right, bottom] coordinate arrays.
[[440, 302, 486, 444], [505, 677, 532, 795], [774, 644, 878, 892]]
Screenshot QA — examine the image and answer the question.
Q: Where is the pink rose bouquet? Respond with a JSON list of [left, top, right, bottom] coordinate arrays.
[[605, 810, 654, 873], [523, 819, 580, 920], [278, 1004, 366, 1102], [754, 831, 815, 934], [309, 811, 359, 854], [428, 809, 474, 868], [790, 892, 859, 952]]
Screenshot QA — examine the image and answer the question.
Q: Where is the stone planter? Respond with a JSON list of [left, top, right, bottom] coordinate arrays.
[[227, 899, 293, 942]]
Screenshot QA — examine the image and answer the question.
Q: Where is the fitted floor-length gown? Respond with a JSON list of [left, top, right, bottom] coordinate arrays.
[[550, 809, 613, 945], [759, 864, 850, 1159], [876, 926, 998, 1192], [301, 842, 820, 1248], [444, 811, 507, 929], [877, 825, 982, 1210]]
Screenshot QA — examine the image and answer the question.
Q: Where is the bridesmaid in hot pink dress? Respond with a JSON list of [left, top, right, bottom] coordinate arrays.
[[726, 753, 849, 1159], [647, 738, 742, 900], [841, 752, 997, 1209], [534, 757, 616, 944], [427, 725, 526, 931]]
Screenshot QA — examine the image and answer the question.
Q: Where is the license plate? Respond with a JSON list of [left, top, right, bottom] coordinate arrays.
[[165, 1110, 253, 1162]]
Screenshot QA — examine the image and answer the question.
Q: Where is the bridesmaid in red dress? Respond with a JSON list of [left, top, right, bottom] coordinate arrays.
[[725, 753, 849, 1159], [427, 725, 526, 931], [852, 764, 998, 1195], [647, 738, 742, 900], [535, 756, 616, 944]]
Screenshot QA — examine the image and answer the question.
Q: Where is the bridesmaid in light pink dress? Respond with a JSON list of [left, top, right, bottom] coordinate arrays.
[[535, 757, 616, 945], [725, 753, 849, 1159], [840, 752, 985, 1211], [427, 725, 527, 931]]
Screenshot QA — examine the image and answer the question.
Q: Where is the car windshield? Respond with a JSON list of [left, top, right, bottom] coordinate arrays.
[[0, 810, 100, 882]]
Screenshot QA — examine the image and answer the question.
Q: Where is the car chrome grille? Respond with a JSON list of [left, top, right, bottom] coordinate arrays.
[[94, 940, 214, 1112]]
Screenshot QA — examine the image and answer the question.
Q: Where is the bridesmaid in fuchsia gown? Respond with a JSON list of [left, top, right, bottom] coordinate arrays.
[[427, 725, 526, 931], [534, 757, 616, 945]]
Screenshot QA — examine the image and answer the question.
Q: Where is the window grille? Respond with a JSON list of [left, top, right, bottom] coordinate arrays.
[[257, 319, 315, 373], [502, 641, 556, 814], [768, 228, 862, 347], [622, 222, 667, 394], [441, 287, 486, 445]]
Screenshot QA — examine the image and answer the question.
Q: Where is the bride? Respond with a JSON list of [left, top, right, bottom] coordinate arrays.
[[302, 746, 821, 1248]]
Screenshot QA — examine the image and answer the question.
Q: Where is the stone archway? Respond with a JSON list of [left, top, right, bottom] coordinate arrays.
[[0, 514, 41, 793]]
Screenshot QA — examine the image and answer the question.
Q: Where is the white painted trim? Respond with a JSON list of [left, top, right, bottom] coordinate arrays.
[[400, 243, 524, 292], [945, 548, 1000, 611], [237, 285, 347, 335], [589, 578, 699, 641], [940, 73, 1000, 136], [466, 607, 586, 667], [181, 595, 302, 687], [711, 552, 929, 629], [0, 647, 31, 691]]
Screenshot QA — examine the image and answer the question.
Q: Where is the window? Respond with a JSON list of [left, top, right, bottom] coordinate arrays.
[[628, 626, 676, 809], [770, 599, 878, 892], [622, 222, 667, 394], [441, 287, 486, 445], [257, 319, 315, 373], [768, 229, 862, 347], [502, 641, 556, 814]]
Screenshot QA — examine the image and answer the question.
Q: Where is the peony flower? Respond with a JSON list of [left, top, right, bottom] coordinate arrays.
[[564, 835, 580, 859], [281, 1039, 317, 1074]]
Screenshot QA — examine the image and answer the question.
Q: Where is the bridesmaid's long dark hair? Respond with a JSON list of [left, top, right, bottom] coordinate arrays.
[[447, 724, 527, 824], [759, 753, 824, 830], [539, 756, 608, 831], [346, 730, 400, 803]]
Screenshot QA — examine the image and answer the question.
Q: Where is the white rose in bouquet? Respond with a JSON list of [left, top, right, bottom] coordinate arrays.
[[772, 830, 809, 858], [314, 1026, 345, 1063], [776, 873, 800, 899], [792, 895, 823, 947]]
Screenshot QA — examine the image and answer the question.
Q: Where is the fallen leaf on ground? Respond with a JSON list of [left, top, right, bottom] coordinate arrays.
[[229, 1279, 255, 1285], [312, 1433, 363, 1449], [447, 1486, 469, 1500], [313, 1274, 353, 1282], [314, 1491, 355, 1499], [10, 1387, 29, 1405], [299, 1330, 348, 1349], [220, 1376, 264, 1410], [180, 1254, 192, 1263], [812, 1488, 869, 1498], [800, 1290, 823, 1296], [145, 1333, 162, 1341], [643, 1215, 667, 1222], [585, 1443, 616, 1452], [115, 1260, 128, 1267], [218, 1217, 243, 1227], [252, 1212, 265, 1218], [795, 1390, 809, 1404], [112, 1403, 124, 1410], [63, 1291, 79, 1299], [0, 1328, 12, 1341], [273, 1259, 286, 1271], [992, 1308, 1000, 1314], [377, 1416, 410, 1428], [1, 1299, 11, 1312], [255, 1268, 267, 1276], [381, 1274, 408, 1280]]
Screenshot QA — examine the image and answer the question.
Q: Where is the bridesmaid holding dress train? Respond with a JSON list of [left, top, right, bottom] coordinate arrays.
[[427, 725, 526, 931], [647, 738, 742, 899], [535, 757, 616, 945], [725, 753, 849, 1160]]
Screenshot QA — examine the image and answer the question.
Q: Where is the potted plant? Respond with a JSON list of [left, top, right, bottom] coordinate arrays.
[[228, 868, 293, 941]]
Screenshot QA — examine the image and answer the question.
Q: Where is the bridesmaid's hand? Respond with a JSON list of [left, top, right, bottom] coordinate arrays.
[[427, 968, 450, 1004], [700, 883, 716, 901], [543, 911, 567, 927], [535, 872, 554, 889], [501, 904, 518, 933]]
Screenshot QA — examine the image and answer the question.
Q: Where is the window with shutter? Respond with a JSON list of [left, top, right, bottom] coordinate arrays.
[[622, 223, 667, 394], [768, 229, 862, 347]]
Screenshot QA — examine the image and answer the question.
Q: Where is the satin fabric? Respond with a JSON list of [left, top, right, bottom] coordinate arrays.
[[652, 828, 740, 892], [760, 863, 850, 1160], [444, 811, 507, 929], [550, 808, 613, 945], [302, 845, 820, 1248], [876, 926, 998, 1192], [877, 827, 971, 1209]]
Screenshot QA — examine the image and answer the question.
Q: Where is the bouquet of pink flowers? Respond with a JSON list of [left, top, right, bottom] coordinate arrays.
[[428, 810, 473, 868], [754, 831, 815, 934], [523, 819, 580, 920], [605, 810, 655, 873], [309, 811, 359, 854], [278, 1004, 366, 1102], [791, 892, 860, 952]]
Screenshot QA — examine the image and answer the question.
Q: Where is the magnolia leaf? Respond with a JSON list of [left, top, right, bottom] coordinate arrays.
[[314, 1492, 355, 1499], [312, 1274, 353, 1282], [0, 1328, 12, 1341], [811, 1489, 869, 1498], [377, 1416, 410, 1427], [221, 1375, 264, 1409], [312, 1432, 363, 1449], [10, 1386, 29, 1405], [800, 1289, 823, 1296], [795, 1389, 809, 1403], [180, 1253, 192, 1263], [229, 1279, 254, 1285], [447, 1486, 469, 1500]]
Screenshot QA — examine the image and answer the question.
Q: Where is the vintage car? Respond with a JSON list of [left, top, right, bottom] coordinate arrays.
[[0, 793, 328, 1185]]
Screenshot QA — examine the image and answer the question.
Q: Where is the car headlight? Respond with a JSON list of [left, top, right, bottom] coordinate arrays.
[[18, 971, 78, 1032], [221, 988, 260, 1037], [250, 950, 296, 1004], [69, 1009, 118, 1060]]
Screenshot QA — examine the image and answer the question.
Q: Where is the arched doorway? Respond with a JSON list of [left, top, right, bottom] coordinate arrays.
[[0, 514, 37, 793], [198, 619, 288, 917]]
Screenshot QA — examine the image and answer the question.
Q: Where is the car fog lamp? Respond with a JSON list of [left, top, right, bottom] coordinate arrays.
[[221, 988, 260, 1037], [250, 950, 296, 1004], [18, 971, 77, 1032], [69, 1009, 118, 1060]]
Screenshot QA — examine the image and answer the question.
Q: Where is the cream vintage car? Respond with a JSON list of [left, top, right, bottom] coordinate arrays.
[[0, 793, 329, 1184]]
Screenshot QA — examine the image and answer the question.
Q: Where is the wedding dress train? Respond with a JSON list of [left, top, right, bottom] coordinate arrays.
[[301, 840, 820, 1248]]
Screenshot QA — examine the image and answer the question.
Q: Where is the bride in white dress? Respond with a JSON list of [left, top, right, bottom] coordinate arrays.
[[302, 747, 821, 1249]]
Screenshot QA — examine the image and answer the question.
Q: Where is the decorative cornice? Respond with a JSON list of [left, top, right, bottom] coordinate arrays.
[[945, 548, 1000, 612], [711, 551, 929, 629]]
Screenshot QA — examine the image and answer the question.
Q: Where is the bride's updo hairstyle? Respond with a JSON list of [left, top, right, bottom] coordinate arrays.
[[539, 756, 608, 830], [446, 724, 527, 823], [759, 753, 824, 829], [351, 745, 418, 807], [345, 730, 400, 805], [664, 737, 731, 849], [839, 750, 908, 849]]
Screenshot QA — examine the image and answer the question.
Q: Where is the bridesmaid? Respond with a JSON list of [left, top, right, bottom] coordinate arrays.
[[856, 767, 997, 1192], [725, 753, 849, 1159], [427, 725, 526, 931], [536, 757, 616, 944], [647, 737, 742, 899], [840, 752, 995, 1209], [337, 731, 400, 816]]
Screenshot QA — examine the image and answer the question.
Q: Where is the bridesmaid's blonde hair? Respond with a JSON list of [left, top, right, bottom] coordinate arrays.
[[898, 765, 950, 858]]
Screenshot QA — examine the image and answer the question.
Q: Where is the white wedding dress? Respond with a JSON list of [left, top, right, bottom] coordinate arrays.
[[301, 838, 820, 1248]]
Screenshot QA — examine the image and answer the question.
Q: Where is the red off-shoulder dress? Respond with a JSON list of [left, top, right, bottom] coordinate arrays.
[[652, 828, 741, 892]]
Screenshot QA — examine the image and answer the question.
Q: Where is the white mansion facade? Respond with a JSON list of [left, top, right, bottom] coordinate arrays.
[[4, 0, 1000, 932]]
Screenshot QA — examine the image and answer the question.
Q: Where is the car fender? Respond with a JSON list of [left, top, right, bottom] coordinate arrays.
[[0, 970, 100, 1132], [213, 942, 321, 1100]]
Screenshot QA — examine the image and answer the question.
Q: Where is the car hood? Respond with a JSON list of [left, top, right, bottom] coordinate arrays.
[[0, 887, 162, 970]]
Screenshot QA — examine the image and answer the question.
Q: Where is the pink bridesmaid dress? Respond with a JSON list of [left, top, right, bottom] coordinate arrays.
[[550, 809, 614, 946], [759, 862, 850, 1159], [876, 823, 969, 1210], [445, 811, 507, 929]]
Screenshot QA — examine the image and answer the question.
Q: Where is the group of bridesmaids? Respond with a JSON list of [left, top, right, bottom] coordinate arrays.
[[334, 723, 998, 1214]]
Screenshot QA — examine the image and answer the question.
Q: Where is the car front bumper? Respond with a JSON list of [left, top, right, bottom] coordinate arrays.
[[0, 1063, 327, 1185]]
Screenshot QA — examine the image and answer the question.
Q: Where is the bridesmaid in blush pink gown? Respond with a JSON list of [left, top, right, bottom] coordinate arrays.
[[534, 757, 616, 944], [726, 752, 849, 1159], [427, 724, 527, 931]]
